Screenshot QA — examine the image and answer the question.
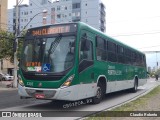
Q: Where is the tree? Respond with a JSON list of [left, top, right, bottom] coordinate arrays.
[[0, 30, 24, 62], [0, 30, 14, 59]]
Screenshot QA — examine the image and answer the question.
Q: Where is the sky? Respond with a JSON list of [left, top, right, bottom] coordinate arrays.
[[7, 0, 160, 69]]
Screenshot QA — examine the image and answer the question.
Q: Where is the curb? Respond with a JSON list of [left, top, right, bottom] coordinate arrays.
[[78, 80, 160, 120], [107, 82, 160, 111]]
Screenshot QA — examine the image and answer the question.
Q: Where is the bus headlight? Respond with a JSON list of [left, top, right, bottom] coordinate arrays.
[[18, 75, 24, 87], [61, 75, 74, 88]]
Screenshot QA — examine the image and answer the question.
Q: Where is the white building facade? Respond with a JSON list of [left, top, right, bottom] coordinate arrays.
[[8, 0, 106, 34]]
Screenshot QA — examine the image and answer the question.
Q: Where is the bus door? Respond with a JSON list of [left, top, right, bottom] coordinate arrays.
[[78, 30, 95, 98]]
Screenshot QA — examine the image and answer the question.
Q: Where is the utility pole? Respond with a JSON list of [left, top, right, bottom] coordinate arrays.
[[13, 0, 19, 88]]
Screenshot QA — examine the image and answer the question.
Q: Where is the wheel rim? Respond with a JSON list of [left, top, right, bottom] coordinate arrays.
[[96, 87, 102, 99]]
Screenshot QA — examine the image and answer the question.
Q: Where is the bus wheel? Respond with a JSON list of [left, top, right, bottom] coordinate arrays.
[[92, 83, 103, 104], [130, 79, 138, 93]]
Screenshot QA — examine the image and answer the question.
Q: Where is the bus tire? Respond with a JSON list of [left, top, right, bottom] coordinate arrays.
[[92, 82, 103, 104], [130, 78, 138, 93]]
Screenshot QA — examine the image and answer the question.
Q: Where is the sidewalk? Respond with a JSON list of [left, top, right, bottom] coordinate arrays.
[[0, 81, 17, 90]]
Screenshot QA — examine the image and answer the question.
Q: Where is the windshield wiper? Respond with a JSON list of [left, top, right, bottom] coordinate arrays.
[[48, 34, 62, 60]]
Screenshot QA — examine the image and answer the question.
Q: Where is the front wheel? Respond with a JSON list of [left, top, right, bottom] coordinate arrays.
[[92, 83, 103, 104]]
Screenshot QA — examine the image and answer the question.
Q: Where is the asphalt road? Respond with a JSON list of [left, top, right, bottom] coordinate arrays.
[[0, 78, 159, 120], [0, 89, 50, 110]]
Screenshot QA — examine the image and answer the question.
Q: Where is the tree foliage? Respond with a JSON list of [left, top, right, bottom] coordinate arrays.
[[0, 30, 24, 62]]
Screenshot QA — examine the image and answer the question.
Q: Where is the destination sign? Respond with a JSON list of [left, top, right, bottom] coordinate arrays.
[[32, 26, 70, 36], [27, 24, 77, 36]]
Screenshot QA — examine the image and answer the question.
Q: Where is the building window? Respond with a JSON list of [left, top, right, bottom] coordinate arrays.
[[30, 3, 32, 6], [72, 12, 75, 17], [51, 15, 55, 19], [41, 0, 47, 5], [30, 11, 32, 14], [72, 12, 80, 17], [75, 12, 80, 17], [51, 7, 55, 11], [72, 3, 80, 9], [57, 14, 61, 19], [57, 6, 60, 10]]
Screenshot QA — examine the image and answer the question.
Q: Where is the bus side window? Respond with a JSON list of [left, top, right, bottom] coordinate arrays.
[[108, 41, 117, 62], [96, 36, 107, 61], [79, 33, 93, 62]]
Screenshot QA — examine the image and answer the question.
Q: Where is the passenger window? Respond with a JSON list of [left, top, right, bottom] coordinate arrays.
[[108, 41, 117, 62], [96, 36, 107, 61], [79, 33, 93, 62], [117, 45, 125, 63]]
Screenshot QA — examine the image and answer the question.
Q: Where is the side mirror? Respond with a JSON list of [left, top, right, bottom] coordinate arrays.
[[24, 46, 28, 55]]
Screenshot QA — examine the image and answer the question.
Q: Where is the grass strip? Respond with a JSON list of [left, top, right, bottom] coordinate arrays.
[[86, 85, 160, 120]]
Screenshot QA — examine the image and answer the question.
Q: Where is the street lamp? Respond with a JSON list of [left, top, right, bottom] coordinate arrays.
[[13, 9, 48, 88]]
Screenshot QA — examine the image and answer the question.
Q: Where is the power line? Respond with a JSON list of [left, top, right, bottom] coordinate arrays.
[[138, 45, 160, 49], [111, 31, 160, 37], [107, 15, 160, 23], [30, 0, 42, 9], [143, 51, 160, 53]]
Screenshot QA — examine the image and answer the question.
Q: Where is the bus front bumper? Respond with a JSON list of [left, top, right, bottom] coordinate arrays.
[[18, 84, 78, 101]]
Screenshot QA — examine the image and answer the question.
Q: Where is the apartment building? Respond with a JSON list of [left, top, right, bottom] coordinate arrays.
[[0, 0, 8, 30], [8, 0, 106, 34]]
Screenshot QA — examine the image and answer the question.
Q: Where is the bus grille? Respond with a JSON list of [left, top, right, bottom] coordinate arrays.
[[26, 89, 56, 99], [23, 74, 64, 81]]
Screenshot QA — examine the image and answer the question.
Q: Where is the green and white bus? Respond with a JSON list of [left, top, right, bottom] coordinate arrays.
[[18, 22, 147, 104]]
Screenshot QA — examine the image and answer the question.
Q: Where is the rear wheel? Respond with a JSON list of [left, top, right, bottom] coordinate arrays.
[[92, 82, 103, 104], [130, 79, 138, 93]]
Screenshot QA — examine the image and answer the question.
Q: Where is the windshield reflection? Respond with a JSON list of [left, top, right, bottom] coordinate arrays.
[[21, 35, 75, 73]]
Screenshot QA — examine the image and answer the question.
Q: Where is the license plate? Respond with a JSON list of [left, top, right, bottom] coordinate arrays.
[[35, 93, 45, 99]]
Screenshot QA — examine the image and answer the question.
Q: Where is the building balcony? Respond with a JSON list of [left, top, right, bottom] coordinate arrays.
[[100, 16, 105, 22], [100, 3, 105, 9], [101, 9, 106, 16]]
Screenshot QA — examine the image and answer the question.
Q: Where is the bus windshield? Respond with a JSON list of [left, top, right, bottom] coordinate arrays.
[[21, 35, 75, 73]]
